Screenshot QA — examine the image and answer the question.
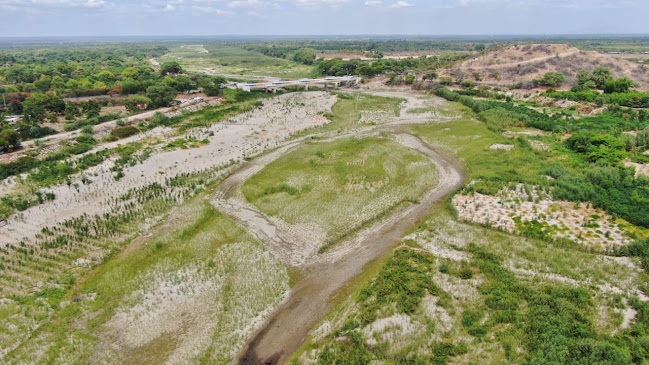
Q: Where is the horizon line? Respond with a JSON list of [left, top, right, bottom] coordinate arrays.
[[1, 33, 649, 39]]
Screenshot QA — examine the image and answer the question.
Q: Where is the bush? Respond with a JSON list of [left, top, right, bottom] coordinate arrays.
[[404, 75, 415, 85], [75, 135, 97, 145], [124, 95, 152, 112], [80, 125, 94, 134], [534, 72, 566, 87], [0, 129, 21, 151], [604, 77, 635, 94], [110, 126, 139, 139]]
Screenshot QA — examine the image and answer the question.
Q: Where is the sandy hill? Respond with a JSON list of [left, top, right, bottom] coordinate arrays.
[[456, 44, 649, 90]]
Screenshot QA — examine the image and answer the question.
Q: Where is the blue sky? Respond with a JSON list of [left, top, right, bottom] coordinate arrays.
[[0, 0, 647, 37]]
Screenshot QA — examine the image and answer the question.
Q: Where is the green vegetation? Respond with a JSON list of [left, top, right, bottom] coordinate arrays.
[[409, 104, 547, 185], [243, 38, 482, 59], [3, 197, 289, 364], [242, 137, 436, 246], [294, 92, 402, 138], [357, 249, 449, 325], [548, 90, 649, 108], [437, 87, 649, 133], [294, 208, 649, 364], [549, 66, 642, 106], [533, 71, 566, 87], [0, 43, 227, 145], [0, 89, 265, 189], [308, 249, 465, 364], [4, 37, 649, 364], [434, 88, 649, 229], [110, 126, 140, 139], [157, 44, 313, 79], [316, 53, 469, 77]]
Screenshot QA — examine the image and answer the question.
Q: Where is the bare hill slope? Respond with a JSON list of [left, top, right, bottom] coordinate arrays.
[[456, 44, 649, 90]]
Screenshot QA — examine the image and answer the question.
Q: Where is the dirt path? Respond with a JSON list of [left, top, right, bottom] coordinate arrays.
[[16, 97, 221, 152], [211, 91, 466, 364], [233, 133, 464, 365], [467, 50, 580, 70]]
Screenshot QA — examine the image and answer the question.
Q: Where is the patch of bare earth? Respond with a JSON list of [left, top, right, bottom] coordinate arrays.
[[453, 183, 636, 249], [625, 160, 649, 178], [101, 243, 288, 365], [489, 143, 514, 150]]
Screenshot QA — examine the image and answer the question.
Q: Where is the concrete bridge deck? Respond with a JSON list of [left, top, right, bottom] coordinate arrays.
[[230, 75, 360, 92]]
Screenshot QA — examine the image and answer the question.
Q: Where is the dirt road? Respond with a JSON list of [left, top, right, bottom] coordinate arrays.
[[467, 50, 580, 70], [0, 97, 221, 165], [211, 91, 466, 364]]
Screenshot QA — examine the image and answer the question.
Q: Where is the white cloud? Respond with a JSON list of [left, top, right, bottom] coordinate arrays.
[[191, 5, 231, 14], [84, 0, 105, 7], [24, 0, 109, 7], [227, 0, 265, 9], [389, 0, 411, 7], [278, 0, 351, 9], [451, 0, 638, 9], [365, 0, 412, 9]]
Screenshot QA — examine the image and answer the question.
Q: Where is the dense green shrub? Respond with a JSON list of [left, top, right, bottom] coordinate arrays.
[[357, 249, 442, 325], [478, 107, 530, 132], [468, 244, 636, 365], [533, 72, 566, 87], [110, 126, 140, 139], [548, 90, 649, 108], [436, 88, 649, 228]]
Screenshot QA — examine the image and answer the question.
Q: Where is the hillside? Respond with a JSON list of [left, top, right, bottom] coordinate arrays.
[[454, 44, 649, 90]]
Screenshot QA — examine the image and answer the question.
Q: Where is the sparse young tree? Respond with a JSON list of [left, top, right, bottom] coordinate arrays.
[[576, 69, 591, 85], [405, 75, 415, 85]]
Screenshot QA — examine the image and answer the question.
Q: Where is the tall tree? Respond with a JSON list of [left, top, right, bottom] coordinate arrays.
[[159, 61, 183, 76], [146, 85, 177, 108]]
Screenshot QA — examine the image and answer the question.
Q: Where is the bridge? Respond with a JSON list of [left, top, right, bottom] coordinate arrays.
[[230, 75, 360, 93]]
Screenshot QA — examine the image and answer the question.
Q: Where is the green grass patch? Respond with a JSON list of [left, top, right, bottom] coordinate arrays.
[[409, 114, 548, 186], [293, 92, 403, 138], [242, 136, 436, 247], [158, 44, 314, 79], [294, 209, 649, 364]]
